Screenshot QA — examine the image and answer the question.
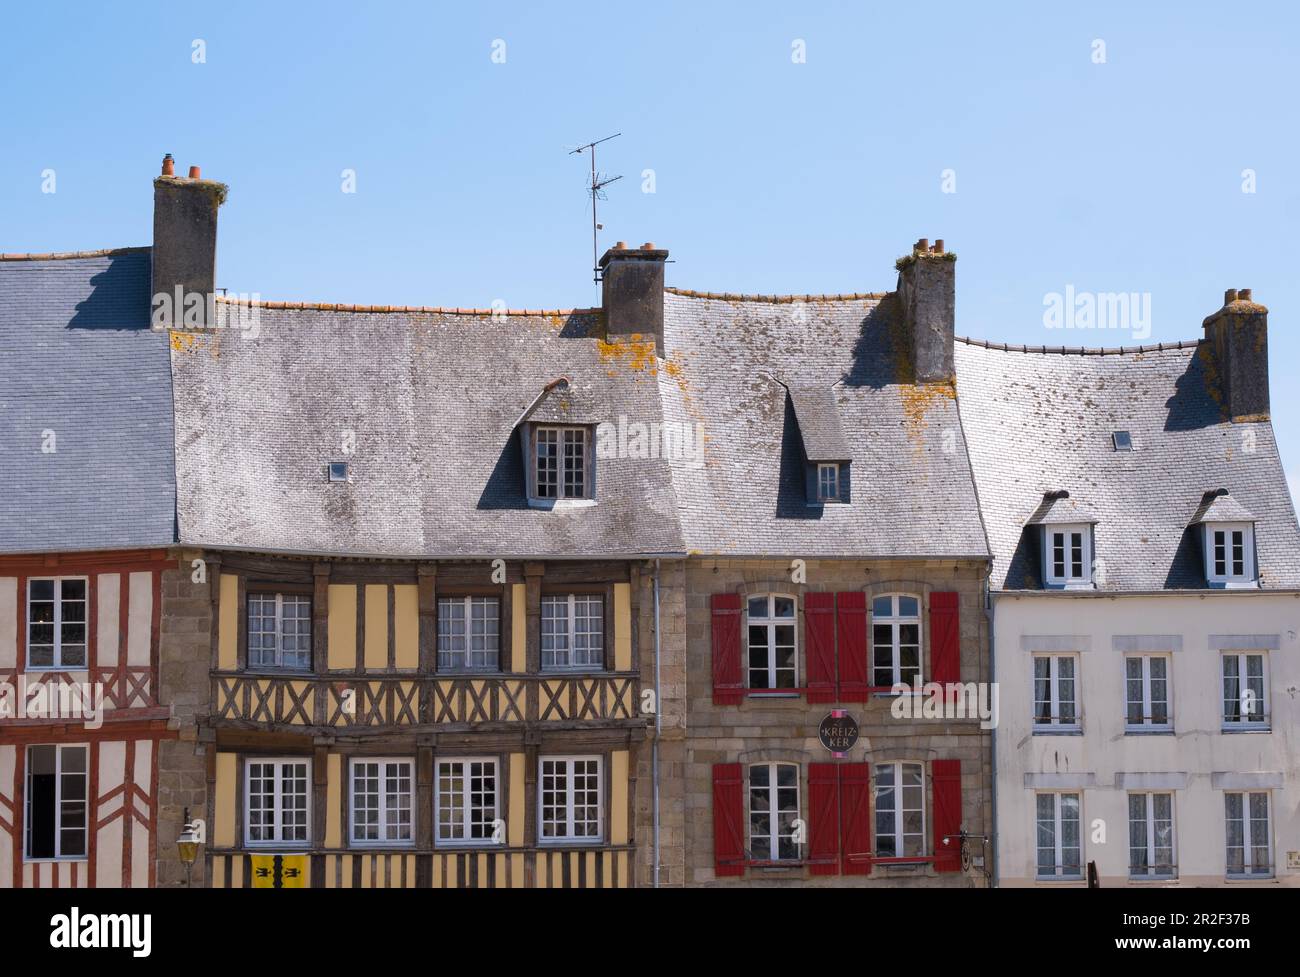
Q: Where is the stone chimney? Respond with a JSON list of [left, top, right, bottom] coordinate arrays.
[[896, 238, 956, 382], [1203, 288, 1269, 420], [151, 154, 226, 328], [600, 241, 669, 353]]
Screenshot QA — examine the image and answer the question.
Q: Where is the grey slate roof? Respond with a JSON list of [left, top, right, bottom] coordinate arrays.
[[659, 292, 989, 558], [1189, 490, 1255, 525], [786, 384, 852, 461], [1024, 491, 1099, 526], [0, 252, 176, 553], [955, 339, 1300, 590], [169, 308, 683, 558]]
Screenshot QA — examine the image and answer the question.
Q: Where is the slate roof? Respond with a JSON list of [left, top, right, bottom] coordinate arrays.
[[1189, 490, 1255, 525], [786, 384, 852, 461], [954, 339, 1300, 591], [659, 292, 989, 558], [0, 252, 176, 553], [1024, 491, 1099, 526]]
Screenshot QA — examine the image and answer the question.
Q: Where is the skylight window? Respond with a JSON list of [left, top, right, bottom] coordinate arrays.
[[328, 462, 349, 482], [1112, 431, 1133, 451]]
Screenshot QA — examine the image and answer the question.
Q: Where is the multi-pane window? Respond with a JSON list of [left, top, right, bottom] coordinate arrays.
[[1207, 524, 1254, 584], [540, 594, 604, 669], [247, 593, 312, 670], [1045, 526, 1091, 586], [350, 758, 413, 846], [749, 762, 800, 862], [1128, 792, 1175, 878], [1225, 791, 1271, 877], [1125, 655, 1170, 729], [1033, 654, 1079, 728], [437, 596, 500, 671], [534, 426, 589, 500], [539, 756, 601, 842], [871, 595, 921, 688], [1221, 652, 1268, 727], [246, 759, 310, 846], [436, 758, 499, 845], [747, 594, 797, 690], [817, 463, 840, 502], [875, 762, 925, 858], [27, 578, 87, 669], [1035, 792, 1082, 879], [24, 744, 87, 859]]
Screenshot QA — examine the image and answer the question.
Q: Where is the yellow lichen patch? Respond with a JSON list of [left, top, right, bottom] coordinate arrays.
[[898, 380, 956, 456], [169, 329, 197, 352], [597, 337, 659, 376]]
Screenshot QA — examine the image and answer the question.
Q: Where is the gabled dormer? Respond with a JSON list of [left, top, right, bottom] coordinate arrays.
[[1025, 490, 1098, 589], [785, 383, 852, 505], [514, 378, 597, 509], [1190, 489, 1258, 588]]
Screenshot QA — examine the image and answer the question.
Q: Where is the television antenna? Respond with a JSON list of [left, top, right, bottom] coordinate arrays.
[[569, 132, 622, 283]]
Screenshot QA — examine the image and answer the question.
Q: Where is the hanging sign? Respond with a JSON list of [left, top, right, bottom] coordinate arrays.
[[818, 710, 860, 757]]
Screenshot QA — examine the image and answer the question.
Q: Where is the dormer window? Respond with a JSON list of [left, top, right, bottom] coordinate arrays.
[[817, 463, 841, 502], [1043, 524, 1092, 588], [1204, 523, 1256, 587], [529, 425, 593, 505]]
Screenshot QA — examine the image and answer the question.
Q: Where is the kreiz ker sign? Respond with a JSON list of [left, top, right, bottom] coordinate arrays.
[[819, 710, 859, 757]]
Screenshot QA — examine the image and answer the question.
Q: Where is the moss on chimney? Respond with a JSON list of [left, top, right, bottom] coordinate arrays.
[[153, 175, 229, 208]]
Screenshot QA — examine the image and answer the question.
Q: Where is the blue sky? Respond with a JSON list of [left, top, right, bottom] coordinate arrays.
[[3, 1, 1298, 501]]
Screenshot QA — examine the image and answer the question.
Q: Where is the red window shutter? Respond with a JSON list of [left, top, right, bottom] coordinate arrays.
[[840, 762, 872, 875], [835, 591, 869, 702], [805, 593, 837, 703], [711, 593, 744, 705], [929, 591, 960, 688], [932, 758, 962, 872], [712, 763, 746, 877], [808, 762, 840, 875]]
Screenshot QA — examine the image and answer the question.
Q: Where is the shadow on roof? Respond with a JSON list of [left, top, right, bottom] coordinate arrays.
[[68, 254, 150, 331], [1163, 345, 1224, 432]]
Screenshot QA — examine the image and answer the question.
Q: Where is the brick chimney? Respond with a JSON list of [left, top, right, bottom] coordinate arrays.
[[896, 238, 956, 382], [600, 241, 669, 353], [151, 154, 226, 328], [1203, 288, 1269, 420]]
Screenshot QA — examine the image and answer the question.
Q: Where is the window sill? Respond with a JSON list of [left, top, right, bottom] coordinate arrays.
[[1128, 874, 1179, 884], [350, 841, 416, 850], [434, 841, 505, 851], [23, 857, 89, 865], [1221, 724, 1271, 734], [746, 691, 801, 699], [1032, 726, 1083, 735], [1225, 873, 1275, 882], [538, 838, 604, 847], [1207, 581, 1259, 590], [22, 666, 89, 673], [244, 842, 312, 850], [528, 498, 597, 510], [1035, 875, 1085, 884], [1124, 726, 1174, 735], [1043, 581, 1094, 591]]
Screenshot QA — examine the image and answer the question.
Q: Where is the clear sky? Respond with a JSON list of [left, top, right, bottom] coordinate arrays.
[[3, 1, 1297, 502]]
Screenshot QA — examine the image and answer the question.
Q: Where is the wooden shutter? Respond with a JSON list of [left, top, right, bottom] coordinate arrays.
[[932, 758, 962, 873], [836, 591, 869, 702], [805, 593, 837, 703], [710, 593, 744, 705], [712, 763, 746, 877], [929, 591, 960, 689], [840, 762, 872, 875], [808, 763, 840, 875]]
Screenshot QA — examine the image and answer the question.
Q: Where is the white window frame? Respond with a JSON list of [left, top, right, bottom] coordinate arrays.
[[1124, 654, 1172, 731], [1035, 791, 1083, 880], [1221, 651, 1269, 730], [26, 576, 89, 670], [1204, 523, 1257, 587], [870, 593, 922, 690], [1128, 791, 1176, 879], [349, 757, 414, 847], [816, 463, 841, 502], [244, 757, 312, 847], [246, 591, 312, 671], [23, 743, 88, 861], [1224, 790, 1272, 878], [1032, 653, 1081, 731], [1043, 524, 1092, 588], [540, 593, 605, 670], [533, 425, 591, 501], [435, 756, 502, 847], [873, 761, 926, 860], [436, 595, 501, 672], [748, 761, 801, 863], [538, 755, 603, 844], [745, 593, 799, 692]]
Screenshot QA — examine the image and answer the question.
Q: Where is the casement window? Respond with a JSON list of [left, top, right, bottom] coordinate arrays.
[[1035, 792, 1082, 880], [1225, 791, 1271, 877], [539, 756, 601, 842], [1204, 523, 1256, 586], [816, 463, 841, 502], [247, 592, 312, 670], [26, 578, 87, 669], [246, 758, 311, 846], [871, 595, 921, 688], [746, 594, 797, 691], [24, 744, 87, 860], [874, 762, 925, 859], [1221, 652, 1268, 729], [1125, 655, 1171, 730], [437, 596, 500, 671], [1032, 654, 1079, 729], [534, 425, 590, 500], [436, 758, 500, 845], [540, 594, 604, 669], [350, 758, 414, 846], [749, 762, 800, 862], [1043, 525, 1092, 587], [1128, 792, 1176, 879]]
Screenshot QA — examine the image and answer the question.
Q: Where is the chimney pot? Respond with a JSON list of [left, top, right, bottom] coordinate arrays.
[[161, 154, 175, 177], [1239, 288, 1252, 302], [1224, 289, 1238, 305], [614, 241, 627, 250], [188, 165, 201, 179], [933, 239, 945, 254], [916, 238, 929, 253], [641, 242, 655, 250]]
